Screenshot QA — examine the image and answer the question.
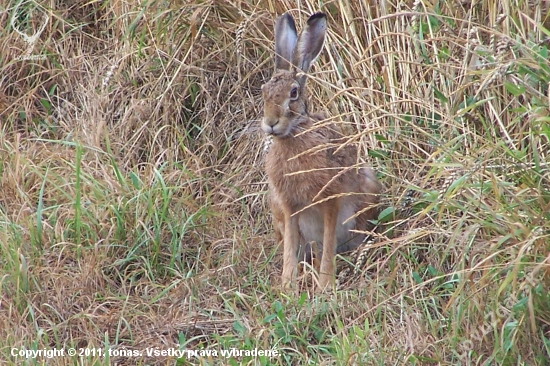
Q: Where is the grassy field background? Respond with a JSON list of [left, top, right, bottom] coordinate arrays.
[[1, 0, 549, 364]]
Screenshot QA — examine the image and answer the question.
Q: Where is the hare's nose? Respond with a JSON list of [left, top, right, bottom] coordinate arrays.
[[261, 117, 279, 135], [265, 117, 279, 127]]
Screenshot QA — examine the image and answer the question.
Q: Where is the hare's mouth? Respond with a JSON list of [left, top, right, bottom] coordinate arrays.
[[266, 129, 289, 138], [266, 131, 282, 137], [262, 121, 283, 136]]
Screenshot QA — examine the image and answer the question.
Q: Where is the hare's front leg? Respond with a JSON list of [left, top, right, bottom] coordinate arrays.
[[319, 200, 339, 289], [281, 204, 300, 288]]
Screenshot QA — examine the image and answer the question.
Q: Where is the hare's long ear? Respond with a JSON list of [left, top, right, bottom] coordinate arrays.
[[292, 13, 327, 74], [274, 13, 298, 71]]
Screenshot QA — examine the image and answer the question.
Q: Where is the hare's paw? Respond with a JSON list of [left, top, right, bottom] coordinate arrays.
[[281, 264, 297, 290]]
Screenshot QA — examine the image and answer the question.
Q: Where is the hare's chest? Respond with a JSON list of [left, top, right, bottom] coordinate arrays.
[[266, 147, 330, 208]]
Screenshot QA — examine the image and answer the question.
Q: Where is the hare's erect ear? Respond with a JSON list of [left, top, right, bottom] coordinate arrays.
[[293, 13, 327, 73], [274, 13, 298, 71]]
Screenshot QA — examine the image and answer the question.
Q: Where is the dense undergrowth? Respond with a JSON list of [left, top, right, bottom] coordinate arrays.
[[1, 0, 549, 364]]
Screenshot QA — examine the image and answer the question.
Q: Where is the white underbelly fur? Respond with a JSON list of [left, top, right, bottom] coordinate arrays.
[[299, 198, 365, 254]]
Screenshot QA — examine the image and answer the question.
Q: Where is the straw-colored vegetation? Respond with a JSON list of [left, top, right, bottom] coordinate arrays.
[[1, 0, 549, 364]]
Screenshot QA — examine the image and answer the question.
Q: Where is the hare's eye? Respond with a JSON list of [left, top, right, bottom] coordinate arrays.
[[289, 86, 299, 100]]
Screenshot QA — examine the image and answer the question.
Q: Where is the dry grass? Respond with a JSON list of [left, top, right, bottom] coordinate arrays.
[[1, 0, 549, 364]]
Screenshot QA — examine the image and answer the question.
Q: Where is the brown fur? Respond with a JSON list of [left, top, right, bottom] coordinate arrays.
[[262, 14, 382, 290]]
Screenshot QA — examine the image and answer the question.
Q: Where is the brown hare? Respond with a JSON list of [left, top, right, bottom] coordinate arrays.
[[261, 12, 382, 289]]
